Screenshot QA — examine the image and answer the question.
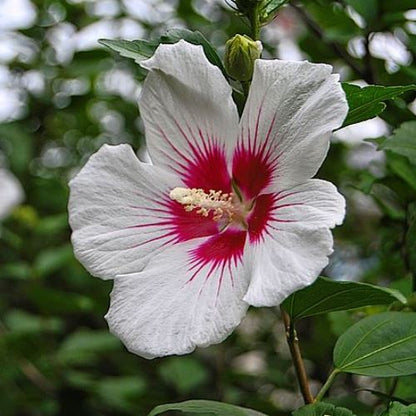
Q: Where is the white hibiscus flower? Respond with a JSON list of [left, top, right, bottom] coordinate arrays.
[[69, 40, 348, 358]]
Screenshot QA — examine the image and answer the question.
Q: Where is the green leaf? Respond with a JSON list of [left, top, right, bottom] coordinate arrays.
[[387, 154, 416, 192], [334, 312, 416, 377], [33, 244, 74, 277], [292, 403, 355, 416], [94, 376, 146, 411], [384, 401, 416, 416], [160, 28, 226, 75], [259, 0, 290, 23], [281, 277, 406, 321], [406, 204, 416, 279], [343, 0, 378, 23], [341, 84, 416, 128], [379, 121, 416, 166], [57, 330, 120, 365], [148, 400, 269, 416], [98, 39, 158, 64], [100, 29, 226, 76], [158, 357, 209, 394]]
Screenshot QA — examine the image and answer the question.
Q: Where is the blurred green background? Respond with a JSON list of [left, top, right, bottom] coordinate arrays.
[[0, 0, 416, 415]]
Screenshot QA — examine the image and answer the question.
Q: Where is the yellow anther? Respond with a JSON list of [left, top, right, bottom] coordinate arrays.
[[169, 187, 234, 221]]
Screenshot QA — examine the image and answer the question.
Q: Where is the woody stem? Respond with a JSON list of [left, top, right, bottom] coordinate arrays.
[[280, 307, 314, 404]]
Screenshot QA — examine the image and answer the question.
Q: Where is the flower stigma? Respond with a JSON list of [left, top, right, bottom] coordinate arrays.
[[169, 187, 250, 227]]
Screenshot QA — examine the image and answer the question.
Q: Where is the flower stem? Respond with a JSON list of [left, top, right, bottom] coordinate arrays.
[[314, 368, 341, 402], [248, 3, 261, 40], [280, 307, 314, 404]]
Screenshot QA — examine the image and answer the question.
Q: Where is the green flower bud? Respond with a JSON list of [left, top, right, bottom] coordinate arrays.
[[224, 34, 263, 82]]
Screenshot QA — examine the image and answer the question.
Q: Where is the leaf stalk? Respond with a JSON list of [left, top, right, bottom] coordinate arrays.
[[314, 368, 341, 402]]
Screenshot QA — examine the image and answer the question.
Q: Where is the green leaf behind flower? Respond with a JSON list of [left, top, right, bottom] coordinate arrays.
[[281, 277, 406, 321], [341, 84, 416, 128], [148, 400, 269, 416], [99, 28, 226, 76], [292, 403, 356, 416], [383, 401, 416, 416], [334, 312, 416, 377], [259, 0, 290, 24], [379, 121, 416, 166]]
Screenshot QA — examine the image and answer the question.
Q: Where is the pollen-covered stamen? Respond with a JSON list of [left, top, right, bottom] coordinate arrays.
[[169, 187, 235, 221]]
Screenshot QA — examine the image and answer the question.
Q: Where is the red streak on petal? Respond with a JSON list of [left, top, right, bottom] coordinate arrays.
[[247, 193, 275, 244], [168, 199, 219, 242], [159, 126, 232, 193], [187, 229, 246, 293], [232, 113, 279, 199]]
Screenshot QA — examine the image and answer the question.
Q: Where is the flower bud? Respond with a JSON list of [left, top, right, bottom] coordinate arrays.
[[224, 34, 263, 82]]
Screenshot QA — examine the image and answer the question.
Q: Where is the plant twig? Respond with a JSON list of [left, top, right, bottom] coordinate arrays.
[[314, 368, 340, 402], [290, 3, 370, 83], [280, 307, 314, 404]]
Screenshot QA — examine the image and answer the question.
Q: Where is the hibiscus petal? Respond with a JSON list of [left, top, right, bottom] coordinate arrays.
[[243, 226, 334, 307], [140, 40, 239, 193], [235, 60, 348, 196], [69, 144, 219, 280], [105, 236, 250, 358], [262, 179, 345, 234]]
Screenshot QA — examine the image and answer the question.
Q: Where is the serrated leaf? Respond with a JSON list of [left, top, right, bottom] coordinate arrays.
[[334, 312, 416, 377], [379, 121, 416, 166], [292, 403, 356, 416], [384, 401, 416, 416], [148, 400, 268, 416], [341, 84, 416, 128], [281, 277, 406, 321]]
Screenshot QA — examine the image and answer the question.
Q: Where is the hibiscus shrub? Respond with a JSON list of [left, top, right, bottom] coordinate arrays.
[[0, 1, 416, 416]]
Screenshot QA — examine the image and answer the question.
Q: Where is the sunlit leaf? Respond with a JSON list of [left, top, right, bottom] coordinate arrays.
[[334, 312, 416, 377], [281, 277, 406, 321]]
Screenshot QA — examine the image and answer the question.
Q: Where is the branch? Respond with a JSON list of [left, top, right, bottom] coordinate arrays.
[[280, 307, 314, 404]]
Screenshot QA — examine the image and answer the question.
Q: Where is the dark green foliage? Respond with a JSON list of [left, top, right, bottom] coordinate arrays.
[[282, 277, 406, 320], [1, 0, 416, 415]]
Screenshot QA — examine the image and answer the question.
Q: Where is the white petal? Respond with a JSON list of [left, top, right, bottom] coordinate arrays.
[[0, 169, 23, 219], [105, 240, 250, 358], [68, 144, 182, 280], [243, 226, 333, 307], [238, 60, 348, 191], [269, 179, 345, 231], [140, 41, 239, 190]]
